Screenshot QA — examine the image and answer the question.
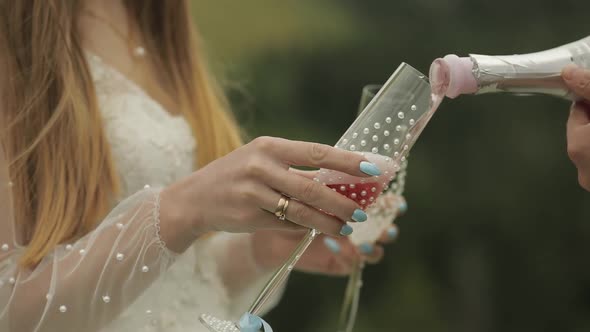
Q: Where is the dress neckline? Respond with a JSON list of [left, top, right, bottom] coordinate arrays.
[[84, 50, 181, 119]]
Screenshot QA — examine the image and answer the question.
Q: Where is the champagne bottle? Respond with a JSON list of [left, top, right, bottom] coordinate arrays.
[[430, 36, 590, 100]]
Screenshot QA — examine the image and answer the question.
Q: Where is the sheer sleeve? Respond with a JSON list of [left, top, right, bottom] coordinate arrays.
[[0, 147, 180, 332]]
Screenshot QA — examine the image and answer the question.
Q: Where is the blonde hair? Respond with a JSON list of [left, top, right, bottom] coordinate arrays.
[[0, 0, 242, 267]]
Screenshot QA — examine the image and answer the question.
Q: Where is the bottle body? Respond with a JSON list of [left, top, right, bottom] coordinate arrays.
[[430, 36, 590, 100]]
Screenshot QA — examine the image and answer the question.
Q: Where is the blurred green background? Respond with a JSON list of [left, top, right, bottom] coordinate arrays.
[[193, 1, 590, 331]]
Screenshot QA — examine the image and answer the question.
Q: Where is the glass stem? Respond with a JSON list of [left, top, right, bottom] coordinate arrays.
[[248, 228, 318, 316], [337, 257, 364, 332]]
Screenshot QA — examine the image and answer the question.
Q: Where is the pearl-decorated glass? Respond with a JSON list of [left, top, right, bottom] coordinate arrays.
[[337, 84, 409, 332], [200, 63, 440, 332]]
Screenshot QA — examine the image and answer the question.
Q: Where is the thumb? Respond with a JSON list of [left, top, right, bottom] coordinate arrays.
[[568, 102, 590, 131], [562, 64, 590, 100]]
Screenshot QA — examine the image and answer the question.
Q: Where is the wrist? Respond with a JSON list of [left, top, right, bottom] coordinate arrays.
[[158, 180, 211, 253]]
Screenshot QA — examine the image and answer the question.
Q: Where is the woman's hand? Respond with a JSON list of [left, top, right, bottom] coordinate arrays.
[[562, 65, 590, 191], [251, 226, 399, 276], [160, 136, 382, 252], [246, 169, 398, 275]]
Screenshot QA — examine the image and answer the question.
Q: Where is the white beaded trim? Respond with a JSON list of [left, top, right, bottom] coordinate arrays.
[[151, 190, 168, 252]]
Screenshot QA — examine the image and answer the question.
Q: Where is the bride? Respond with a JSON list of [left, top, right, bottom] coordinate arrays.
[[0, 1, 396, 331]]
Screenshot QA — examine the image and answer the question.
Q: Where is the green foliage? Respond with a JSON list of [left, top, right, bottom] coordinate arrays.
[[194, 0, 590, 331]]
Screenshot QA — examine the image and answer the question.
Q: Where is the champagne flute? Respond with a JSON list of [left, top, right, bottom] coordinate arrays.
[[336, 85, 409, 332], [200, 63, 439, 332]]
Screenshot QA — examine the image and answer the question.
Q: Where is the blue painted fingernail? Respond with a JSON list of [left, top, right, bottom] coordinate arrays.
[[340, 224, 353, 236], [387, 226, 399, 240], [359, 243, 373, 255], [398, 200, 408, 214], [323, 237, 341, 254], [351, 209, 367, 222], [360, 161, 381, 176]]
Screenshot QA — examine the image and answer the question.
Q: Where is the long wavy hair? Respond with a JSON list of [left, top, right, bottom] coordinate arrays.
[[0, 0, 243, 268]]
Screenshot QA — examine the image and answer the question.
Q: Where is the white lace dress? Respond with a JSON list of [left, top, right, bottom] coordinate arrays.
[[0, 53, 280, 332]]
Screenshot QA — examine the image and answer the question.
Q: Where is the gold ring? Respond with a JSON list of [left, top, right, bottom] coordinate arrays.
[[274, 196, 290, 221]]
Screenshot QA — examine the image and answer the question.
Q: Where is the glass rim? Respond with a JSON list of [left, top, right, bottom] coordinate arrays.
[[398, 62, 428, 83], [362, 62, 427, 97], [358, 62, 429, 118]]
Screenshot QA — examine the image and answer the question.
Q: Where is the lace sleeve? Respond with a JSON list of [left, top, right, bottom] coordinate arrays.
[[0, 146, 181, 332]]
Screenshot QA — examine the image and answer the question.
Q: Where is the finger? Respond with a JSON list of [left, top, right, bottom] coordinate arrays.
[[397, 196, 408, 215], [266, 168, 366, 224], [567, 102, 590, 132], [336, 237, 361, 268], [577, 171, 590, 192], [250, 209, 307, 232], [563, 64, 590, 100], [289, 168, 318, 180], [321, 257, 351, 276], [254, 137, 381, 177], [258, 187, 352, 237], [323, 236, 342, 254], [377, 225, 399, 244], [566, 103, 590, 164], [320, 236, 360, 274], [295, 237, 353, 275], [358, 243, 384, 264]]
